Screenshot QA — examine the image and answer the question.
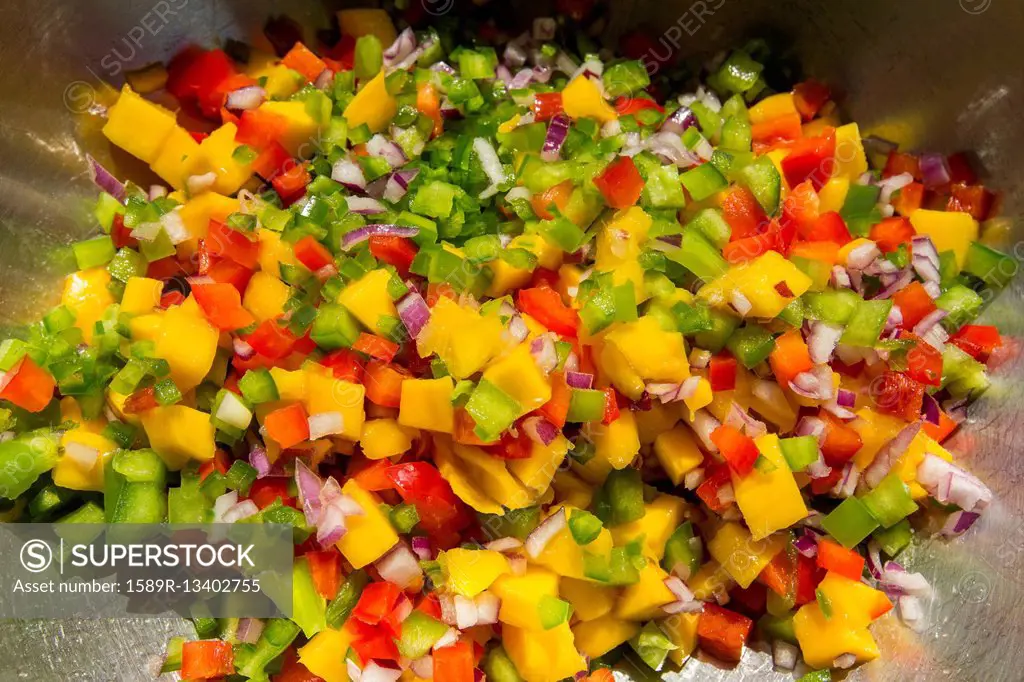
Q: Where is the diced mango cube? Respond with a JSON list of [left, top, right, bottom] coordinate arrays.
[[611, 494, 688, 561], [698, 251, 812, 319], [434, 437, 504, 514], [445, 548, 510, 597], [451, 442, 533, 510], [337, 9, 397, 46], [482, 344, 551, 415], [338, 269, 398, 334], [269, 367, 307, 402], [243, 271, 291, 323], [731, 434, 808, 539], [141, 405, 216, 470], [62, 268, 115, 344], [604, 316, 689, 382], [832, 122, 869, 181], [817, 176, 850, 214], [491, 566, 559, 629], [298, 626, 354, 682], [417, 297, 504, 379], [653, 425, 705, 485], [304, 372, 365, 441], [503, 623, 586, 682], [256, 228, 300, 280], [551, 471, 594, 510], [178, 192, 239, 242], [535, 506, 614, 581], [590, 408, 641, 471], [662, 612, 701, 666], [150, 126, 200, 189], [54, 430, 117, 491], [707, 521, 786, 589], [360, 418, 413, 459], [258, 100, 323, 158], [154, 304, 218, 392], [851, 407, 908, 470], [560, 577, 617, 622], [191, 123, 254, 195], [635, 403, 680, 446], [572, 615, 640, 659], [121, 277, 164, 316], [509, 435, 569, 496], [615, 560, 675, 621], [909, 209, 979, 268], [102, 85, 177, 163], [337, 480, 398, 568], [749, 93, 798, 124], [398, 377, 455, 433], [343, 71, 397, 133]]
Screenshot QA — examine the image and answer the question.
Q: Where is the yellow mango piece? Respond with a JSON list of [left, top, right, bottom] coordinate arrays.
[[398, 377, 455, 433], [698, 250, 812, 319], [257, 228, 299, 280], [851, 408, 907, 470], [337, 480, 399, 568], [298, 627, 354, 682], [259, 100, 323, 157], [417, 297, 503, 378], [562, 76, 617, 123], [662, 612, 701, 666], [305, 372, 365, 441], [360, 418, 413, 460], [150, 126, 200, 189], [682, 377, 714, 417], [491, 566, 559, 629], [445, 548, 510, 597], [120, 277, 163, 316], [508, 435, 569, 495], [243, 271, 291, 323], [572, 615, 641, 659], [611, 494, 688, 561], [708, 522, 787, 589], [654, 425, 705, 486], [452, 442, 533, 510], [746, 376, 798, 432], [486, 258, 532, 298], [102, 85, 177, 163], [337, 8, 397, 46], [62, 268, 115, 343], [894, 431, 953, 499], [591, 408, 641, 471], [60, 397, 107, 435], [689, 560, 734, 601], [604, 316, 689, 382], [749, 93, 798, 124], [141, 405, 216, 470], [597, 341, 646, 400], [262, 64, 305, 99], [635, 403, 679, 446], [909, 209, 979, 268], [483, 344, 551, 415], [794, 603, 880, 670], [732, 434, 809, 539], [616, 560, 675, 621], [535, 506, 614, 581], [344, 71, 397, 133], [503, 623, 586, 682], [190, 123, 254, 195], [434, 437, 504, 514], [338, 269, 398, 334], [106, 390, 142, 427], [817, 176, 850, 214], [54, 430, 117, 492], [269, 367, 308, 402], [595, 207, 653, 298], [560, 577, 617, 622], [154, 304, 218, 392], [832, 122, 869, 181], [178, 192, 239, 243], [551, 471, 594, 510]]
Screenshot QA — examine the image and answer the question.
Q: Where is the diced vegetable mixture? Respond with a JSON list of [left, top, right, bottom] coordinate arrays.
[[0, 6, 1011, 681]]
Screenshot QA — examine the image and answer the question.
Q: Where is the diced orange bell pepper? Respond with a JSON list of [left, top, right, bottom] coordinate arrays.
[[353, 333, 400, 363], [819, 410, 863, 466], [191, 282, 256, 331], [206, 219, 260, 270], [531, 179, 574, 221], [883, 151, 921, 180], [282, 42, 328, 82], [305, 549, 342, 599], [433, 641, 475, 682], [893, 181, 925, 216], [769, 330, 814, 387], [751, 112, 803, 146], [272, 163, 311, 202], [180, 640, 234, 680], [789, 240, 841, 265], [816, 538, 865, 581], [264, 403, 310, 449], [869, 216, 916, 253], [364, 361, 408, 408], [721, 185, 769, 240], [891, 281, 936, 330], [293, 236, 335, 272], [416, 82, 444, 138], [781, 127, 835, 190], [0, 357, 55, 413], [710, 425, 760, 477], [538, 371, 571, 429], [793, 79, 831, 121]]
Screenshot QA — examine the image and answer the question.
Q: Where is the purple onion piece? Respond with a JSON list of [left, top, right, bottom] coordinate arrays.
[[396, 290, 431, 340], [541, 114, 571, 162], [921, 392, 941, 425], [920, 153, 952, 188], [86, 154, 127, 203], [565, 371, 594, 389], [340, 224, 419, 251]]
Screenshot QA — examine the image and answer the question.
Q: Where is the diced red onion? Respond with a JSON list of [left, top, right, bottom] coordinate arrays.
[[725, 402, 767, 438], [473, 137, 506, 199], [717, 483, 736, 506], [308, 411, 344, 440], [376, 542, 422, 589], [846, 242, 881, 270], [913, 308, 948, 338], [660, 106, 697, 135], [773, 640, 799, 671], [872, 269, 914, 300], [806, 452, 833, 480], [341, 224, 419, 250], [86, 154, 127, 203], [864, 422, 921, 488], [225, 502, 268, 527], [884, 305, 904, 336], [920, 153, 951, 188], [226, 85, 266, 111], [830, 265, 851, 288], [730, 290, 752, 317], [646, 131, 700, 168], [249, 445, 270, 478], [822, 399, 857, 421], [453, 595, 479, 629], [212, 491, 238, 523], [507, 553, 528, 575], [525, 507, 566, 558], [940, 509, 981, 537], [689, 349, 712, 369], [898, 594, 925, 631], [295, 459, 324, 523], [920, 322, 949, 351], [64, 441, 100, 470], [186, 171, 217, 196], [541, 114, 571, 162], [383, 27, 417, 66], [366, 134, 407, 168], [794, 531, 819, 558], [836, 389, 856, 408], [521, 415, 559, 446], [795, 416, 827, 440], [662, 576, 704, 614], [504, 35, 529, 68], [484, 537, 523, 553], [565, 371, 594, 389], [830, 462, 860, 498], [921, 393, 941, 425], [878, 172, 914, 204], [880, 562, 932, 597], [235, 618, 264, 644], [233, 337, 255, 360], [833, 653, 857, 670], [789, 365, 835, 401], [507, 315, 529, 343], [806, 321, 844, 365], [917, 454, 992, 513], [383, 168, 419, 203], [411, 535, 433, 561], [683, 467, 706, 491], [474, 591, 501, 625], [923, 280, 942, 299], [554, 52, 578, 76], [331, 159, 368, 192], [692, 410, 720, 452], [360, 662, 402, 682], [397, 290, 431, 340], [529, 334, 559, 374], [346, 197, 386, 215], [410, 657, 433, 680]]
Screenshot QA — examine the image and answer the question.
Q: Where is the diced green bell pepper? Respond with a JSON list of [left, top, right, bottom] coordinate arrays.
[[860, 472, 918, 528], [603, 468, 646, 526], [566, 388, 606, 423], [712, 51, 764, 94], [665, 229, 729, 282], [353, 35, 383, 80], [839, 299, 892, 347], [0, 433, 59, 500], [692, 307, 740, 353], [603, 60, 651, 98], [872, 518, 913, 557], [821, 497, 879, 548], [630, 621, 677, 671], [568, 508, 603, 545], [466, 380, 521, 441], [681, 163, 728, 202], [57, 501, 106, 524], [292, 556, 327, 637], [727, 324, 776, 368], [779, 436, 819, 472], [804, 288, 863, 325], [398, 610, 449, 659], [687, 208, 732, 249], [483, 645, 525, 682], [73, 236, 116, 270], [238, 368, 280, 404], [234, 618, 301, 681], [537, 594, 573, 630], [962, 241, 1017, 289], [661, 521, 701, 579], [936, 284, 983, 330], [310, 303, 361, 350], [758, 613, 797, 645], [390, 502, 420, 533], [325, 568, 369, 629], [737, 155, 781, 214]]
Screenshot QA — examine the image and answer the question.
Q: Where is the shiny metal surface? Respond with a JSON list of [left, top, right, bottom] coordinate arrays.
[[0, 0, 1022, 679]]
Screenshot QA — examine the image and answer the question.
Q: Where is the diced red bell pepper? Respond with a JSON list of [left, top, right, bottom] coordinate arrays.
[[353, 333, 399, 363], [729, 582, 768, 616], [869, 216, 916, 254], [723, 218, 792, 263], [946, 152, 978, 186], [819, 411, 863, 466], [347, 620, 400, 663], [619, 30, 678, 70], [947, 183, 995, 221], [898, 330, 943, 387], [950, 324, 1002, 361], [593, 156, 645, 209], [893, 181, 925, 216], [272, 163, 311, 202], [891, 281, 936, 330], [387, 461, 471, 542], [206, 258, 254, 296], [697, 604, 753, 664], [0, 357, 55, 413], [614, 96, 664, 116], [320, 348, 365, 383], [236, 106, 289, 149], [795, 552, 824, 605], [532, 92, 564, 122], [433, 641, 475, 682], [922, 409, 958, 443], [293, 236, 335, 272], [517, 287, 579, 337], [696, 464, 733, 513], [710, 425, 760, 477], [191, 282, 256, 331], [709, 354, 737, 392], [816, 538, 865, 581], [600, 387, 621, 426], [252, 140, 294, 182], [538, 371, 572, 429], [781, 128, 836, 190], [305, 550, 342, 599], [363, 361, 409, 408], [264, 403, 310, 449], [793, 79, 831, 121], [282, 42, 328, 82], [180, 640, 234, 680], [415, 593, 444, 621], [758, 549, 796, 598], [147, 256, 186, 281], [780, 181, 820, 238], [883, 151, 921, 180], [530, 180, 574, 221], [110, 213, 138, 249], [247, 320, 298, 360], [484, 429, 534, 460], [197, 449, 231, 482], [167, 48, 237, 119], [871, 370, 925, 422], [349, 458, 395, 493], [809, 211, 852, 244], [751, 112, 803, 146], [722, 186, 769, 241], [123, 387, 159, 415], [206, 219, 260, 269], [248, 477, 296, 509], [368, 236, 419, 277], [810, 466, 844, 496]]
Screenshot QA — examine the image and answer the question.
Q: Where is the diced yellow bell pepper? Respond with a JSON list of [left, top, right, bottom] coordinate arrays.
[[662, 612, 701, 666], [54, 430, 116, 491], [491, 566, 559, 629], [611, 494, 688, 561], [298, 626, 354, 682], [851, 407, 907, 470], [707, 521, 786, 589], [141, 405, 216, 470], [150, 126, 200, 189], [616, 560, 675, 621], [269, 367, 307, 402], [178, 192, 239, 242], [444, 548, 510, 597], [482, 344, 552, 415], [508, 435, 569, 495], [689, 560, 734, 601], [62, 268, 115, 344], [551, 471, 594, 510], [817, 176, 850, 214], [259, 100, 323, 158], [572, 615, 641, 659], [698, 251, 812, 319], [243, 271, 291, 323], [504, 623, 586, 682], [451, 442, 533, 510], [434, 436, 504, 514], [731, 434, 809, 539], [154, 304, 218, 392], [749, 93, 798, 125], [305, 372, 365, 441], [653, 425, 705, 486], [102, 85, 178, 163], [417, 297, 504, 378], [189, 123, 254, 195], [343, 71, 397, 134], [909, 209, 979, 268], [120, 277, 163, 316], [562, 76, 617, 123], [338, 269, 399, 334], [337, 9, 397, 46], [360, 418, 413, 460], [635, 403, 680, 446], [560, 577, 618, 622], [398, 377, 455, 433], [604, 316, 690, 382], [535, 506, 614, 581], [832, 122, 869, 181], [590, 408, 641, 472], [337, 480, 399, 568]]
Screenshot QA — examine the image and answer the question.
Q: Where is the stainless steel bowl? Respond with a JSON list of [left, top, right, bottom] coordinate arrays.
[[1, 0, 1022, 679]]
